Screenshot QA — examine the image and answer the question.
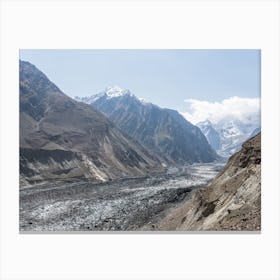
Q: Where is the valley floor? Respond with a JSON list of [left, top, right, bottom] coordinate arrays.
[[19, 163, 224, 232]]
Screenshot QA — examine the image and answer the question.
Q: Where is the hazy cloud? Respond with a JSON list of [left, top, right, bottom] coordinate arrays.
[[180, 96, 261, 125]]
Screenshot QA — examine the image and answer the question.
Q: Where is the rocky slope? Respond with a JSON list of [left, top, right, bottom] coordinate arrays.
[[144, 132, 261, 231], [76, 87, 218, 164], [20, 61, 163, 187]]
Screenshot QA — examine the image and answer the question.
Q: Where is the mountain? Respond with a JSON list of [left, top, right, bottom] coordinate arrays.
[[76, 86, 218, 164], [197, 119, 260, 158], [147, 132, 261, 231], [20, 61, 163, 187], [197, 120, 220, 150], [74, 86, 132, 104]]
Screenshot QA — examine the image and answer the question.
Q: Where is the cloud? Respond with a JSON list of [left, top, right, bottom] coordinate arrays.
[[180, 96, 261, 125]]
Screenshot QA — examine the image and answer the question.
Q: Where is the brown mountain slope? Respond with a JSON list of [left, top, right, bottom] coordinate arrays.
[[146, 133, 261, 231], [20, 61, 163, 187]]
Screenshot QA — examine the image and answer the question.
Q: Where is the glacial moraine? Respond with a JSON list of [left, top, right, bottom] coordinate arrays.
[[19, 163, 224, 231]]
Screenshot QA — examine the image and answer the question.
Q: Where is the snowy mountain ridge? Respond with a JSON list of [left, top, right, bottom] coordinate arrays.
[[74, 86, 133, 104], [197, 118, 260, 158]]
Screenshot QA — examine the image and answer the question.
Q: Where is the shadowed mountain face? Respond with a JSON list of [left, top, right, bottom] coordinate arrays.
[[78, 87, 218, 164], [20, 61, 163, 187]]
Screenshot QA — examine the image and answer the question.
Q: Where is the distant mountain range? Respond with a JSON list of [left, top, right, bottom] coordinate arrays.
[[75, 86, 218, 164], [20, 62, 221, 188], [196, 120, 221, 150], [197, 119, 260, 158], [20, 59, 259, 189], [76, 88, 260, 159], [19, 61, 163, 187]]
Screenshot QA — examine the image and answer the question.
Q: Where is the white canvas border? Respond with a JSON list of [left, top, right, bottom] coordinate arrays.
[[0, 0, 279, 279]]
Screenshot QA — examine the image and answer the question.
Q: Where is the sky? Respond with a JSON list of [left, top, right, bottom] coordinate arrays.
[[181, 96, 260, 125], [20, 49, 260, 124]]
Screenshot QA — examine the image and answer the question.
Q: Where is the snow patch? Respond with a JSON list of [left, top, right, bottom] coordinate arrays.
[[105, 85, 131, 98]]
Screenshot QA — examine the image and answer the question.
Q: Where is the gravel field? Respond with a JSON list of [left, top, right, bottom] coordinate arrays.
[[19, 163, 224, 232]]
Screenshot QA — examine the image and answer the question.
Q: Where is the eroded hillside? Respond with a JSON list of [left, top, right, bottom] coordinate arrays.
[[144, 133, 261, 231]]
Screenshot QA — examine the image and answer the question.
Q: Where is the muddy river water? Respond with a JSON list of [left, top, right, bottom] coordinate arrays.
[[20, 163, 224, 231]]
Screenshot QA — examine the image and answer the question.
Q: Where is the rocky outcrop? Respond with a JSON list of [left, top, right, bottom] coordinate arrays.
[[20, 61, 163, 187], [147, 133, 261, 231]]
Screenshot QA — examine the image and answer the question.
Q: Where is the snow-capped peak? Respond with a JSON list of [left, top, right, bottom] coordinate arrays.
[[139, 97, 149, 104], [197, 119, 212, 127], [104, 85, 131, 98], [73, 86, 132, 104]]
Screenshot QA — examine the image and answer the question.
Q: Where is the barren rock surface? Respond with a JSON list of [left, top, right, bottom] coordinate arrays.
[[144, 133, 261, 231]]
